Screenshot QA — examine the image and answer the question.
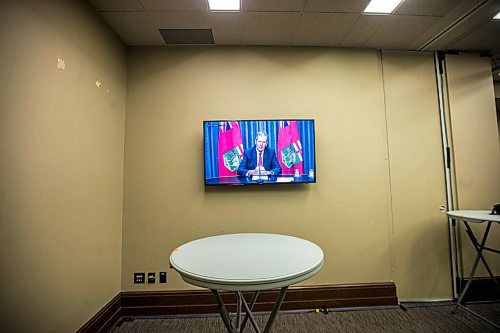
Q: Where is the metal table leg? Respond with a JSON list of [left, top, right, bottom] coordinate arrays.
[[210, 287, 289, 333], [452, 221, 500, 329], [263, 286, 288, 333], [462, 222, 500, 292], [454, 221, 495, 311], [211, 289, 234, 333], [240, 291, 259, 332]]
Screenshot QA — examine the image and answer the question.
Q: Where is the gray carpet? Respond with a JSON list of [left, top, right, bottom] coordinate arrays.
[[111, 302, 500, 333]]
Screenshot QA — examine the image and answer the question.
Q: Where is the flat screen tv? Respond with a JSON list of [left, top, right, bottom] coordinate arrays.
[[204, 119, 316, 186]]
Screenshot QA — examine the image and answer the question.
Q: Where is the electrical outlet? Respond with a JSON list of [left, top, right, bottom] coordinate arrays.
[[148, 272, 156, 284], [159, 272, 167, 283], [134, 272, 145, 284]]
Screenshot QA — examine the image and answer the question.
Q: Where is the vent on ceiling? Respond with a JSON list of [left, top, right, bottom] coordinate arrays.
[[159, 29, 214, 45]]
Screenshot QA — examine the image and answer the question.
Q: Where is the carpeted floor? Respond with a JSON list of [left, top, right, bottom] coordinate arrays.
[[111, 302, 500, 333]]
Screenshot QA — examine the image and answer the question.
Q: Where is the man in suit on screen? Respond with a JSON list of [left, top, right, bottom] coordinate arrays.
[[237, 131, 282, 177]]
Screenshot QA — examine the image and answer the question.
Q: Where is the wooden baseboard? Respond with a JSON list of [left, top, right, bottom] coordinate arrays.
[[457, 276, 500, 302], [120, 282, 398, 317], [78, 282, 397, 332], [78, 277, 500, 332], [76, 293, 121, 333]]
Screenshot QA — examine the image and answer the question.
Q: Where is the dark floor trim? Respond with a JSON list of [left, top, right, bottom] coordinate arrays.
[[457, 276, 500, 302], [78, 282, 397, 332], [119, 282, 398, 317], [77, 293, 121, 333], [77, 277, 500, 332]]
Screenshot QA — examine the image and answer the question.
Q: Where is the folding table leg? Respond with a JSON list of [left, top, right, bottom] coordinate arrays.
[[211, 289, 233, 333], [212, 287, 289, 333], [263, 286, 288, 333], [239, 291, 261, 333], [454, 221, 492, 312], [240, 291, 260, 331], [235, 291, 242, 332], [464, 222, 500, 292]]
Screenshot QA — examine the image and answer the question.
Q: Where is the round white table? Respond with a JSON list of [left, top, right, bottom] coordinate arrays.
[[170, 233, 324, 333], [447, 210, 500, 224]]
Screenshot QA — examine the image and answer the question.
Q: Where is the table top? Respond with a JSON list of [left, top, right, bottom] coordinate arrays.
[[169, 233, 324, 291], [447, 210, 500, 223]]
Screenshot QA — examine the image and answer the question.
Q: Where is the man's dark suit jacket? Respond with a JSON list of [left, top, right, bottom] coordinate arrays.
[[237, 146, 282, 176]]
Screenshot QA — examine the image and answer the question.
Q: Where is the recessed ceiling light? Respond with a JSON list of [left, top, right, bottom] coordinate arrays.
[[363, 0, 405, 14], [208, 0, 240, 11], [493, 11, 500, 20]]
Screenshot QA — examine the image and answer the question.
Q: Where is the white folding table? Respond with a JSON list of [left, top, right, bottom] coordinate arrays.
[[170, 233, 324, 333], [446, 210, 500, 329]]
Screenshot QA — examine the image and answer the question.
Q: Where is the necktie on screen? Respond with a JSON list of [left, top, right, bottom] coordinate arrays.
[[258, 152, 263, 166]]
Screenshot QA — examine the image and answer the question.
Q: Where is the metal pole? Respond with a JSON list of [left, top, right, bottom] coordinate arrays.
[[235, 291, 242, 332], [263, 287, 288, 333], [434, 51, 459, 299], [238, 291, 261, 333], [241, 291, 260, 332], [211, 289, 234, 333]]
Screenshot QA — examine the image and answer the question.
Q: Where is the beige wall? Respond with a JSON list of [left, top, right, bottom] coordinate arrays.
[[445, 54, 500, 276], [447, 55, 500, 209], [122, 47, 394, 290], [381, 51, 449, 299], [0, 1, 126, 332], [122, 47, 455, 300]]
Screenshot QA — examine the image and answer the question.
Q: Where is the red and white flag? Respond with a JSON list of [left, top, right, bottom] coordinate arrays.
[[218, 121, 244, 177], [278, 121, 304, 175]]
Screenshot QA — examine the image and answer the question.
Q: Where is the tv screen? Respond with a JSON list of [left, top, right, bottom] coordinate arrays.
[[204, 119, 316, 186]]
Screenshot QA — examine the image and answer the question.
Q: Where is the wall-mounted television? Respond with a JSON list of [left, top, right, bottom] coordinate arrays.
[[204, 119, 316, 186]]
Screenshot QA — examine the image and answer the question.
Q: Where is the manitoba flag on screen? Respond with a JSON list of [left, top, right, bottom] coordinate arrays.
[[278, 120, 304, 175], [218, 121, 244, 177]]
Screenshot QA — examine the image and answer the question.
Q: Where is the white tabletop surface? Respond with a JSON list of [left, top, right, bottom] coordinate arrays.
[[170, 233, 324, 291], [447, 210, 500, 223]]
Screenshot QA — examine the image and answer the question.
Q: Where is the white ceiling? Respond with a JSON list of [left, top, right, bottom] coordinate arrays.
[[89, 0, 500, 78]]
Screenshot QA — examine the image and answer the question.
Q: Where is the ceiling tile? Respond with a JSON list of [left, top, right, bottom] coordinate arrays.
[[243, 0, 305, 12], [395, 0, 472, 17], [88, 0, 500, 59], [365, 15, 440, 50], [209, 12, 301, 45], [450, 22, 500, 52], [89, 0, 144, 11], [293, 12, 359, 46], [99, 12, 165, 45], [341, 15, 387, 48], [304, 0, 369, 13], [149, 11, 211, 29], [414, 0, 500, 51], [139, 0, 208, 11]]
